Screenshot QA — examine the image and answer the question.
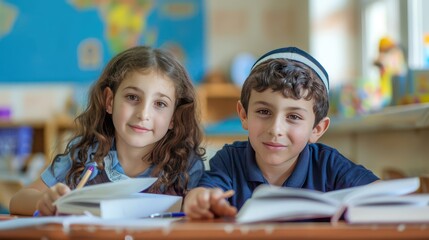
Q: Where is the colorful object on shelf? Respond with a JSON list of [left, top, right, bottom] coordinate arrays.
[[329, 77, 395, 119], [0, 107, 11, 120], [378, 36, 395, 52], [424, 33, 429, 68], [373, 36, 407, 107], [403, 69, 429, 104], [0, 127, 33, 172], [379, 69, 393, 106], [337, 83, 361, 118]]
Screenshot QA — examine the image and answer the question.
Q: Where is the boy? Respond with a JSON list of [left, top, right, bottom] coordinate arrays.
[[184, 47, 379, 219]]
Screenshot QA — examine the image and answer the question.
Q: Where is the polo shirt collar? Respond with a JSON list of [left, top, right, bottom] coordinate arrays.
[[244, 141, 268, 183], [283, 144, 310, 188], [244, 141, 311, 187]]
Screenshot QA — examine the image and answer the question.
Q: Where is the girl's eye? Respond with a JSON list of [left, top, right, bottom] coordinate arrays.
[[155, 101, 167, 108], [126, 94, 139, 102]]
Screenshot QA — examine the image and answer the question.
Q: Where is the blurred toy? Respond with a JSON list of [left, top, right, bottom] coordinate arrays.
[[335, 78, 383, 118], [373, 36, 407, 106], [404, 69, 429, 104], [424, 33, 429, 68], [357, 77, 380, 113], [339, 83, 362, 117]]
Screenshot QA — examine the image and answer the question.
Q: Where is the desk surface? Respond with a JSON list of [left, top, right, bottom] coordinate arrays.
[[0, 218, 428, 240]]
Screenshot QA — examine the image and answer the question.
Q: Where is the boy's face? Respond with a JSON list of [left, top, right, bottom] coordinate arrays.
[[238, 89, 328, 168]]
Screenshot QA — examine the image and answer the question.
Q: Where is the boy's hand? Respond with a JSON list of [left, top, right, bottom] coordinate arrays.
[[184, 187, 237, 219], [36, 183, 71, 216]]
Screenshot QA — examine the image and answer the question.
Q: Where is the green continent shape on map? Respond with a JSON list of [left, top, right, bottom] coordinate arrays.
[[0, 0, 18, 38], [70, 0, 154, 54]]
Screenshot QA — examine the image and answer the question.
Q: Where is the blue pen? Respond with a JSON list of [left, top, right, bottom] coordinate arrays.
[[149, 212, 186, 218], [33, 210, 40, 217]]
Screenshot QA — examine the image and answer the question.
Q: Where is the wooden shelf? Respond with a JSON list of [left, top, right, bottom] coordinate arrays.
[[327, 103, 429, 134], [198, 83, 241, 124], [0, 115, 75, 167], [320, 103, 429, 178]]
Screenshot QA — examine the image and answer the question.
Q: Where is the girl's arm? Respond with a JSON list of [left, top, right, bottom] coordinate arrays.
[[10, 178, 72, 216], [9, 178, 48, 216]]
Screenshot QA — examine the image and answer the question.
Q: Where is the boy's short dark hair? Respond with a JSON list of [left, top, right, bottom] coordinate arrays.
[[240, 52, 329, 126]]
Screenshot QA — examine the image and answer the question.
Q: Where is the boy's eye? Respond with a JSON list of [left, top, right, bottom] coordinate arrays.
[[256, 109, 270, 115], [287, 114, 302, 120]]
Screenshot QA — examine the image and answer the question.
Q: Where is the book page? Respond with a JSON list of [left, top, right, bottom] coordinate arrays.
[[252, 184, 340, 206], [236, 198, 338, 223], [351, 194, 429, 207], [54, 178, 157, 205], [342, 177, 420, 205], [323, 187, 359, 201], [236, 184, 342, 223]]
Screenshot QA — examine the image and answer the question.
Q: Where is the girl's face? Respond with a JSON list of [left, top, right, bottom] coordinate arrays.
[[106, 70, 176, 153]]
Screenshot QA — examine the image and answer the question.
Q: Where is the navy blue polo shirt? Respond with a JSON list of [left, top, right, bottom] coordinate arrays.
[[198, 141, 379, 210]]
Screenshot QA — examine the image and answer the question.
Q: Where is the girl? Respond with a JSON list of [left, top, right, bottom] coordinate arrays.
[[10, 46, 206, 216]]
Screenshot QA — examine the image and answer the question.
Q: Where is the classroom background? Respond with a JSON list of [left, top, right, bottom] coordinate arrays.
[[1, 0, 429, 213]]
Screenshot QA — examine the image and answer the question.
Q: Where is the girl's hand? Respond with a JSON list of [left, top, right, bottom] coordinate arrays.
[[35, 183, 71, 216], [184, 187, 236, 220]]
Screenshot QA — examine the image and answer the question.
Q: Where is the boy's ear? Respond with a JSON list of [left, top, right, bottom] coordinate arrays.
[[309, 117, 330, 143], [104, 87, 113, 114], [237, 101, 248, 130]]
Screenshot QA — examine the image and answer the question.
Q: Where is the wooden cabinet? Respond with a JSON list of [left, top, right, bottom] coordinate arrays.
[[197, 83, 247, 161], [198, 82, 241, 124], [0, 115, 75, 168], [0, 116, 75, 209]]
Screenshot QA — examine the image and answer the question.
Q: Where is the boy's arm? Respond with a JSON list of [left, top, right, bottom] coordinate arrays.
[[184, 187, 236, 219]]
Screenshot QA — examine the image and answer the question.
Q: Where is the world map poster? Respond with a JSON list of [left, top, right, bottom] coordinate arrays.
[[0, 0, 205, 84]]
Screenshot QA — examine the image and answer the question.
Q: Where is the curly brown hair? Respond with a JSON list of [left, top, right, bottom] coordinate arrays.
[[240, 58, 329, 127], [54, 46, 205, 196]]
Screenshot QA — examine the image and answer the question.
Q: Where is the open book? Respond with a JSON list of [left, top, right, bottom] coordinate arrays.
[[236, 177, 429, 224], [53, 178, 182, 219]]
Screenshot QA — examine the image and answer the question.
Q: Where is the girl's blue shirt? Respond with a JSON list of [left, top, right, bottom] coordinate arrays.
[[41, 140, 204, 191]]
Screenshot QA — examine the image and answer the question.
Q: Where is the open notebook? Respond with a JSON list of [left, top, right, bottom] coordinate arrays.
[[53, 178, 182, 219], [236, 177, 429, 224]]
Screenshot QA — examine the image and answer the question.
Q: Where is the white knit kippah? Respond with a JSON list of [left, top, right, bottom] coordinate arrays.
[[251, 47, 329, 94]]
